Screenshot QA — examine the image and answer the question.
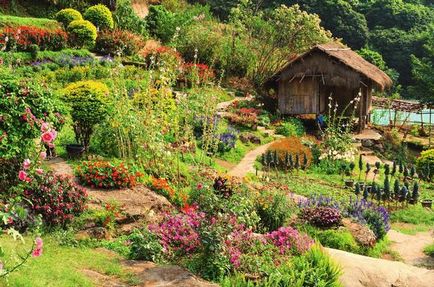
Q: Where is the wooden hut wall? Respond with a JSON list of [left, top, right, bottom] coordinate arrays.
[[279, 51, 363, 90], [278, 77, 319, 114]]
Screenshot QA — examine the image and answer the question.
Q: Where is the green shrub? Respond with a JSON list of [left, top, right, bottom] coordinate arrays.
[[303, 225, 360, 253], [220, 244, 341, 287], [128, 228, 164, 262], [67, 20, 97, 48], [287, 244, 341, 287], [256, 190, 292, 232], [113, 0, 148, 37], [55, 8, 83, 27], [62, 80, 110, 149], [424, 242, 434, 257], [83, 4, 114, 30], [416, 149, 434, 181], [276, 118, 305, 137]]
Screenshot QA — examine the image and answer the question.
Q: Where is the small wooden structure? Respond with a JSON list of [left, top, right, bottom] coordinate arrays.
[[266, 43, 393, 131]]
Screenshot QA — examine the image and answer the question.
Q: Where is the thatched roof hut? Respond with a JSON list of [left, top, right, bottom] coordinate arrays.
[[266, 42, 393, 132]]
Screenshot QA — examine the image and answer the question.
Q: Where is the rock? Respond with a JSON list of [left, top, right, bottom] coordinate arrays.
[[75, 227, 110, 240], [342, 218, 376, 247], [361, 139, 375, 148], [373, 143, 384, 153], [327, 248, 434, 287]]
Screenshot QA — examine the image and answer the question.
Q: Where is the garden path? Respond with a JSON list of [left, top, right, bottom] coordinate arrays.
[[327, 247, 434, 287], [388, 229, 434, 268], [228, 141, 276, 178]]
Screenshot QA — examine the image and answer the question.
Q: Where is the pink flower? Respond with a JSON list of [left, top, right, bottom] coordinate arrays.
[[18, 170, 27, 181], [35, 237, 43, 249], [23, 159, 31, 170], [39, 151, 47, 160], [32, 248, 42, 257], [197, 183, 203, 190], [40, 122, 49, 132], [32, 237, 43, 257], [51, 130, 58, 140], [41, 131, 54, 143], [48, 143, 55, 148], [36, 168, 44, 175]]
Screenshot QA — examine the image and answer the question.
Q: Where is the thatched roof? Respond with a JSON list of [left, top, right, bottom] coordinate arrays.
[[270, 42, 393, 90]]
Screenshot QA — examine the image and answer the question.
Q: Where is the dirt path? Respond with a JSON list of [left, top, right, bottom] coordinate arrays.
[[228, 141, 275, 178], [327, 247, 434, 287], [388, 229, 434, 269], [46, 157, 74, 177]]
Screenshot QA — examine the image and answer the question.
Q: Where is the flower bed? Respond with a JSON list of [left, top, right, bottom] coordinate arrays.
[[23, 171, 87, 226], [76, 161, 142, 189], [0, 25, 67, 51]]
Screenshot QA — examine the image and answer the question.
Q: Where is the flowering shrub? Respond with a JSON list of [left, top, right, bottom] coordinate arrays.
[[0, 26, 67, 52], [218, 130, 237, 153], [0, 80, 64, 192], [346, 198, 390, 240], [255, 190, 292, 231], [300, 206, 342, 228], [94, 29, 145, 57], [266, 226, 314, 255], [23, 171, 87, 226], [76, 161, 142, 189], [148, 209, 205, 256], [300, 196, 391, 240], [182, 63, 215, 85], [264, 137, 313, 170]]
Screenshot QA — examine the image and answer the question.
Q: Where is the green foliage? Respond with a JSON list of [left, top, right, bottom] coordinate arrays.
[[0, 15, 61, 30], [275, 118, 305, 137], [255, 190, 293, 232], [416, 149, 434, 180], [55, 8, 83, 27], [222, 244, 341, 287], [230, 2, 331, 86], [83, 4, 114, 30], [62, 80, 110, 149], [67, 20, 98, 48], [390, 205, 434, 226], [307, 226, 360, 253], [128, 228, 164, 262], [113, 0, 148, 37], [424, 242, 434, 257]]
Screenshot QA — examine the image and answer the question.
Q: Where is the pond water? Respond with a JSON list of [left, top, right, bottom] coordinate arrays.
[[371, 109, 433, 126]]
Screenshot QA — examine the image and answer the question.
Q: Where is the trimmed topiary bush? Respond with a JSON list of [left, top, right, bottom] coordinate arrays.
[[83, 4, 114, 30], [416, 149, 434, 181], [67, 20, 97, 48], [55, 8, 83, 27], [62, 80, 110, 149]]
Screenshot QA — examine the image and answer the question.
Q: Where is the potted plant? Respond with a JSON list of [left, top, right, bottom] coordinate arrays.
[[62, 80, 110, 158], [421, 199, 432, 209]]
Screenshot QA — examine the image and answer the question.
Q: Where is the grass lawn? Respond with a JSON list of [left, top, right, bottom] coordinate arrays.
[[0, 15, 60, 30], [0, 235, 137, 287]]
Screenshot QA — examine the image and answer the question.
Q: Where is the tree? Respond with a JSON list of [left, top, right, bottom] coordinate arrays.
[[408, 31, 434, 104], [230, 1, 331, 86]]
